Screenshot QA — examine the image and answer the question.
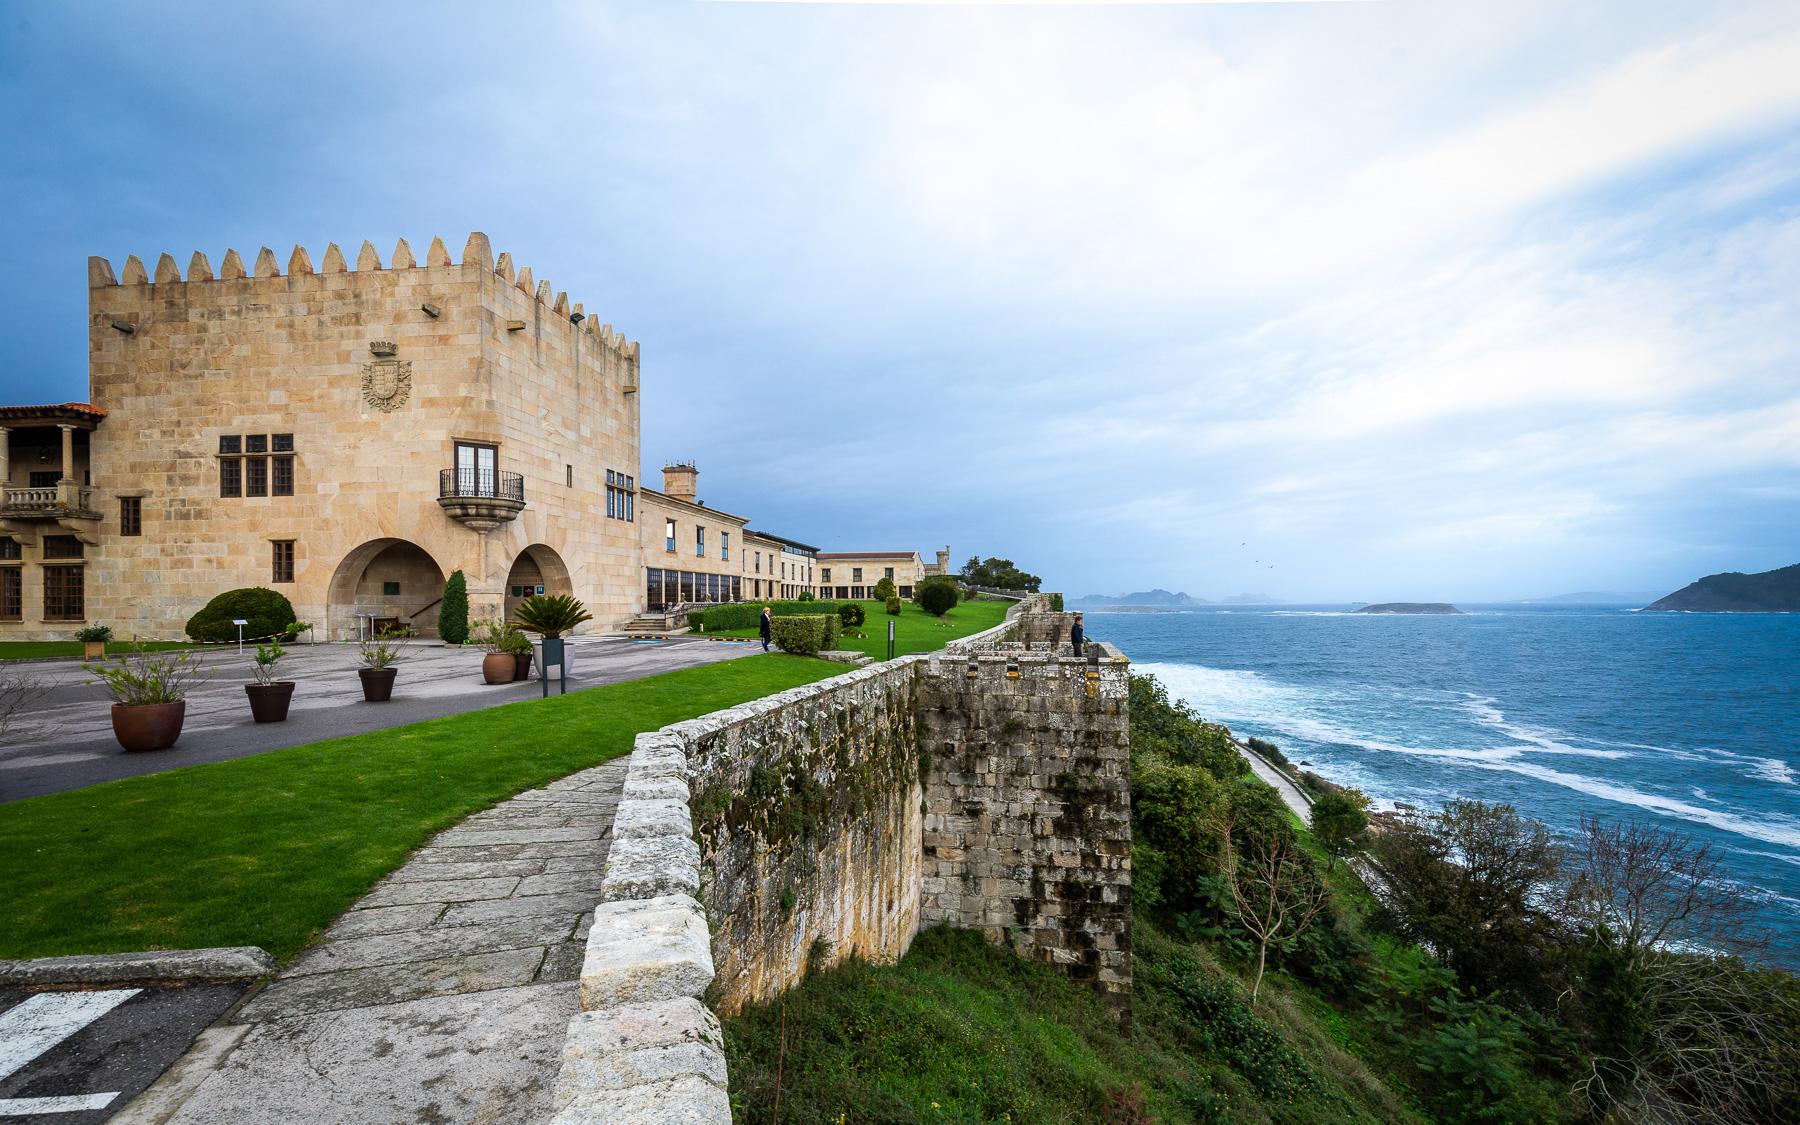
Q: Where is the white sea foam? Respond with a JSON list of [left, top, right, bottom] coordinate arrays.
[[1703, 748, 1796, 785], [1459, 695, 1631, 759]]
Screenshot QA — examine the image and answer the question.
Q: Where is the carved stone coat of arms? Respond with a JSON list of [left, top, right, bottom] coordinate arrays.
[[361, 340, 411, 412]]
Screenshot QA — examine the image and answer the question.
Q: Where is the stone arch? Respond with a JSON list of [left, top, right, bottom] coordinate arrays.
[[504, 543, 575, 624], [326, 538, 448, 640]]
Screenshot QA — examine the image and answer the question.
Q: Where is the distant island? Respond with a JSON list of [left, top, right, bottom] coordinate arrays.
[[1354, 602, 1463, 614], [1071, 589, 1285, 610], [1071, 589, 1210, 610], [1643, 562, 1800, 613]]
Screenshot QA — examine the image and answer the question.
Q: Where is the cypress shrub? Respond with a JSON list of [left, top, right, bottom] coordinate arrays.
[[885, 596, 903, 615], [185, 587, 297, 643], [872, 577, 897, 601], [438, 570, 470, 645], [837, 602, 865, 628]]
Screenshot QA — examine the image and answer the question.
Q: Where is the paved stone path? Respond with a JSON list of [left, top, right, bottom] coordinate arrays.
[[122, 760, 627, 1125]]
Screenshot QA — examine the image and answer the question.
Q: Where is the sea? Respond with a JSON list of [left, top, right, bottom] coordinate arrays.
[[1089, 605, 1800, 963]]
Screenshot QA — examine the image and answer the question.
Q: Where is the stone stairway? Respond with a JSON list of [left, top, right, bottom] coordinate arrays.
[[122, 760, 627, 1125]]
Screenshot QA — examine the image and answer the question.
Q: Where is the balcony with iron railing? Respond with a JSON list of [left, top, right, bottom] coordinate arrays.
[[2, 484, 99, 521], [436, 468, 525, 531]]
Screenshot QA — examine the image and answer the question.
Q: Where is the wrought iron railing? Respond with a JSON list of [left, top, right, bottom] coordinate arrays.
[[438, 468, 524, 503]]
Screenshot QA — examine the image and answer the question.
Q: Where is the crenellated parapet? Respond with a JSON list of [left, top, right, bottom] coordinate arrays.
[[86, 231, 641, 371]]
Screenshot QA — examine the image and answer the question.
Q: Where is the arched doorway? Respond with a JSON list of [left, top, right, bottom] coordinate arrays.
[[504, 543, 574, 624], [327, 538, 448, 640]]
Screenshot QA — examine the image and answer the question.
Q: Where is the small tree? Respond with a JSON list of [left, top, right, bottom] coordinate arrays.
[[916, 576, 959, 617], [1223, 820, 1331, 1003], [872, 576, 897, 601], [438, 569, 469, 645], [1311, 788, 1371, 869], [885, 596, 903, 615]]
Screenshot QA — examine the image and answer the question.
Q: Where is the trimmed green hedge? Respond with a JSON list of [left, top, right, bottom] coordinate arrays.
[[185, 587, 297, 643], [770, 614, 842, 656], [690, 601, 849, 632]]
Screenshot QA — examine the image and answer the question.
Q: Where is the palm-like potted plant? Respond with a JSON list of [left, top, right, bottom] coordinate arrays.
[[75, 624, 113, 660], [357, 625, 411, 702], [244, 637, 295, 722], [86, 644, 206, 751], [473, 618, 515, 685], [511, 594, 592, 681]]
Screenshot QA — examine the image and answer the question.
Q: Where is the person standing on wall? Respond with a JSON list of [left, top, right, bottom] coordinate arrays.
[[1070, 612, 1085, 657], [760, 605, 773, 652]]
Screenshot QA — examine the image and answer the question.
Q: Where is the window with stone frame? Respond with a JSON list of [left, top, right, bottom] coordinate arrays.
[[43, 565, 83, 621], [272, 540, 296, 584], [1, 565, 20, 621], [0, 537, 19, 561], [220, 433, 295, 499], [42, 535, 84, 560], [120, 496, 142, 536], [665, 518, 676, 553]]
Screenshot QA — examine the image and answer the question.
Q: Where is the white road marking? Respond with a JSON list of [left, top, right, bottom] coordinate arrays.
[[0, 1092, 120, 1115], [0, 989, 139, 1081]]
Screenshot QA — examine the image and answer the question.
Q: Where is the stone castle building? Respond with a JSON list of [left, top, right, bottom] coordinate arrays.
[[0, 234, 934, 640]]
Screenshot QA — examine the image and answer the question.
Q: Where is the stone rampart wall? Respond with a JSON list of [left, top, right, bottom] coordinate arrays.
[[551, 595, 1132, 1120]]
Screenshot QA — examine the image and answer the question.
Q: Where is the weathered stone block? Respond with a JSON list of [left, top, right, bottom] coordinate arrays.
[[580, 894, 714, 1009]]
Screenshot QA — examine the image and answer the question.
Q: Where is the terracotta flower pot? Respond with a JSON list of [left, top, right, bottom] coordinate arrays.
[[482, 652, 515, 685], [513, 650, 533, 681], [111, 700, 186, 751], [245, 681, 296, 723], [84, 640, 106, 660], [359, 667, 397, 702]]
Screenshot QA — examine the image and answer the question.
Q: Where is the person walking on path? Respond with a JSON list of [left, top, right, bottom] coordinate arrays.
[[759, 606, 773, 652], [1070, 612, 1085, 657]]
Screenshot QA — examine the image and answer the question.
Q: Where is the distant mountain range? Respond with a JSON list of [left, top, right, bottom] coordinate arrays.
[[1643, 563, 1800, 613], [1516, 591, 1664, 605], [1070, 589, 1283, 609]]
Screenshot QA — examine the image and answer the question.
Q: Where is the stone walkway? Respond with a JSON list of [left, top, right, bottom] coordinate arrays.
[[122, 760, 626, 1125]]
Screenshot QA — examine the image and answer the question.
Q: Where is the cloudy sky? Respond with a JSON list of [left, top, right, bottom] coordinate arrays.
[[2, 0, 1796, 601]]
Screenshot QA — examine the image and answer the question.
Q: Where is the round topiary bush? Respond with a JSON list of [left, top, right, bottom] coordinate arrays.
[[872, 577, 897, 601], [185, 587, 297, 643], [837, 602, 865, 628], [916, 576, 959, 617], [886, 596, 903, 615]]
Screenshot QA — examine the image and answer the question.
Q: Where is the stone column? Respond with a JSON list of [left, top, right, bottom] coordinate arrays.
[[58, 424, 75, 483], [0, 425, 10, 490], [57, 423, 79, 509]]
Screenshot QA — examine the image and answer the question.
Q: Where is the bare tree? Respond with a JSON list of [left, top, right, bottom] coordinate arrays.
[[1222, 822, 1331, 1003], [0, 664, 49, 743], [1567, 815, 1799, 1125]]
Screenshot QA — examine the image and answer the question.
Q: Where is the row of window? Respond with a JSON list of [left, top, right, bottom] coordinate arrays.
[[0, 562, 82, 621], [818, 566, 898, 584], [645, 568, 742, 611]]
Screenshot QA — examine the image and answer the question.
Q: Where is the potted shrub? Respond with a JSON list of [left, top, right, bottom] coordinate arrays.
[[86, 644, 205, 751], [357, 625, 411, 702], [473, 618, 515, 685], [503, 626, 534, 681], [244, 638, 295, 722], [75, 624, 114, 660], [512, 594, 592, 681]]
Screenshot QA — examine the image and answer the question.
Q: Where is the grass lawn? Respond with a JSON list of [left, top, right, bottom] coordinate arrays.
[[709, 597, 1011, 659], [0, 653, 842, 962], [0, 640, 199, 662]]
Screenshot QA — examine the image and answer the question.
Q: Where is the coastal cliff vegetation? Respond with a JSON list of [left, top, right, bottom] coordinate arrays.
[[722, 674, 1800, 1123]]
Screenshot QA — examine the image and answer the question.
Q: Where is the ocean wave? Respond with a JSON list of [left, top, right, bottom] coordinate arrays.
[[1458, 695, 1632, 759]]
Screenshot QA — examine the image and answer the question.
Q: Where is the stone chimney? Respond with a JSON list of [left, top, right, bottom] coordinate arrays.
[[663, 461, 698, 504]]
